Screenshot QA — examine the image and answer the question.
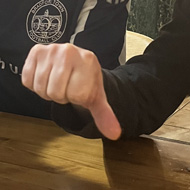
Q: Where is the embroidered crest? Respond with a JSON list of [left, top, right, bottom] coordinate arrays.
[[26, 0, 68, 44]]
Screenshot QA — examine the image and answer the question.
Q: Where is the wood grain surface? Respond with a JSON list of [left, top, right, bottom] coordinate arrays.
[[0, 112, 190, 190], [152, 97, 190, 143]]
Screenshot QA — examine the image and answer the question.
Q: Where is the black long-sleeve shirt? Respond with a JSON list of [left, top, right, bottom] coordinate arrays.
[[52, 0, 190, 139], [0, 0, 129, 119]]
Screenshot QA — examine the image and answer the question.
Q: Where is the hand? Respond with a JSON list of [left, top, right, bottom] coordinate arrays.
[[22, 43, 122, 140]]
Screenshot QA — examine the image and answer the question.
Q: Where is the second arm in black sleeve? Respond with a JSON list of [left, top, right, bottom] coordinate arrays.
[[103, 0, 190, 138]]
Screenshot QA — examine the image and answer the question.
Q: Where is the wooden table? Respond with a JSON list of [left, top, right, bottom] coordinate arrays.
[[152, 96, 190, 144], [0, 112, 190, 190]]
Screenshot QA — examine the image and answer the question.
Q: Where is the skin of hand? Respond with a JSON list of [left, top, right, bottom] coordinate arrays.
[[22, 43, 122, 140]]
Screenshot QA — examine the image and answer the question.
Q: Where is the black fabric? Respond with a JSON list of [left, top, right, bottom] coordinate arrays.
[[74, 0, 129, 69], [52, 103, 104, 138], [102, 0, 190, 138]]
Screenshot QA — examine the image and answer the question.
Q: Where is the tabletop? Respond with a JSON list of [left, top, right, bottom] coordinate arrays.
[[0, 112, 190, 190]]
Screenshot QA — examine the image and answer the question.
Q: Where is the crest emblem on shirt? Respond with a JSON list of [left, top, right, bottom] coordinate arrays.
[[26, 0, 68, 44]]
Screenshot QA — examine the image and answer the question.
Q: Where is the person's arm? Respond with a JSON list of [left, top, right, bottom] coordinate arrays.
[[51, 0, 190, 139], [103, 0, 190, 138]]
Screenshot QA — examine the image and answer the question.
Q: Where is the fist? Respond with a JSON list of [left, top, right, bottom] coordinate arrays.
[[22, 43, 122, 140]]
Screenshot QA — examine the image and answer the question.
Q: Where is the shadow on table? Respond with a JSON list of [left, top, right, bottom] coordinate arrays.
[[0, 113, 108, 190], [103, 137, 179, 190]]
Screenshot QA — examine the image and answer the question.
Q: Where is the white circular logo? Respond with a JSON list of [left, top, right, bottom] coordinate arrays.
[[26, 0, 68, 44]]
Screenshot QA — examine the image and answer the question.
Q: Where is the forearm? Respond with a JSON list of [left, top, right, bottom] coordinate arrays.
[[103, 0, 190, 138]]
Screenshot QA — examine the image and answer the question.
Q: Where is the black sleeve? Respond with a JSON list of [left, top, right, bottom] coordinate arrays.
[[52, 0, 190, 139], [103, 0, 190, 138]]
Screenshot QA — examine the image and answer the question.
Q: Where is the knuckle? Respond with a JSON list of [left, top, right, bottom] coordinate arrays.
[[62, 43, 75, 55], [46, 43, 58, 51], [63, 43, 74, 49], [83, 51, 99, 69], [21, 76, 28, 87], [22, 64, 29, 76], [84, 50, 95, 61], [27, 44, 45, 61], [22, 68, 31, 86], [45, 44, 58, 59], [86, 50, 95, 59], [31, 44, 44, 54], [46, 43, 75, 64]]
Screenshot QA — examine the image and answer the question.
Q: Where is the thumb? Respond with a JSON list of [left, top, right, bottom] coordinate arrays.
[[89, 99, 122, 140]]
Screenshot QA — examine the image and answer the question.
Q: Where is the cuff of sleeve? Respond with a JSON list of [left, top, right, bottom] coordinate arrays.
[[51, 102, 104, 139], [102, 68, 139, 138]]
